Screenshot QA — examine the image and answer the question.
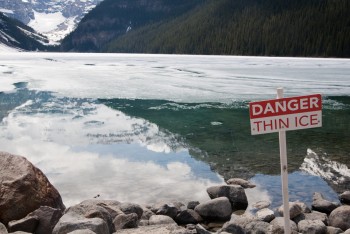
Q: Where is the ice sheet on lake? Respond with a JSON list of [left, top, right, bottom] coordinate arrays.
[[0, 53, 349, 103]]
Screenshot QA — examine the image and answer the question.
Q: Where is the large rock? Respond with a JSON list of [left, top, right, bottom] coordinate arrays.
[[206, 185, 248, 210], [0, 152, 65, 225], [312, 192, 339, 214], [277, 202, 303, 219], [53, 200, 115, 234], [329, 205, 350, 231], [226, 178, 256, 188], [297, 220, 326, 234], [340, 191, 350, 205], [194, 197, 232, 221]]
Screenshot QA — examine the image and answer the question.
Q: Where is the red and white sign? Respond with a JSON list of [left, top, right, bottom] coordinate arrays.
[[249, 94, 322, 135]]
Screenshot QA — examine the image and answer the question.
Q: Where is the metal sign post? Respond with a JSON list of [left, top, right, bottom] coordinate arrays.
[[249, 88, 322, 234], [277, 88, 291, 234]]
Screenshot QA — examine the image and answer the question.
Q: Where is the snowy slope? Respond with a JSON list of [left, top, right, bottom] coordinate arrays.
[[0, 0, 103, 44], [0, 12, 48, 51]]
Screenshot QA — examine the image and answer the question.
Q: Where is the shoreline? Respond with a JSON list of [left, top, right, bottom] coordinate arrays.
[[1, 151, 350, 234]]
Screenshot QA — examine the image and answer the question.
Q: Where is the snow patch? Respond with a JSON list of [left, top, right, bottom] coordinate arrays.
[[0, 8, 14, 14], [28, 10, 66, 34]]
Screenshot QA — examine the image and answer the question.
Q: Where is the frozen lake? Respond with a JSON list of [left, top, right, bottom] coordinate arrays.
[[0, 53, 349, 208]]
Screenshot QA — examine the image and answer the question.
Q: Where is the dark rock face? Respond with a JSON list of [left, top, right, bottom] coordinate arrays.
[[207, 185, 248, 210], [8, 216, 39, 233], [0, 152, 65, 225], [155, 204, 179, 219], [329, 205, 350, 231]]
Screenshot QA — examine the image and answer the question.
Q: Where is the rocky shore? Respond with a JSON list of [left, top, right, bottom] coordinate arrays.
[[1, 151, 349, 234]]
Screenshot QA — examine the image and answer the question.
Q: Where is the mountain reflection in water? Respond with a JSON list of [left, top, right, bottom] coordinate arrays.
[[0, 89, 348, 207]]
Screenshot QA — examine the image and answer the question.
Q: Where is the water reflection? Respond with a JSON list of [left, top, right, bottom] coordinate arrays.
[[0, 90, 224, 206]]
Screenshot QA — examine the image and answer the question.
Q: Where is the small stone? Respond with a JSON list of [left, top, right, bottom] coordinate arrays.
[[294, 201, 311, 213], [245, 221, 272, 233], [340, 191, 350, 205], [149, 215, 176, 225], [195, 224, 211, 234], [8, 216, 38, 233], [156, 204, 178, 219], [113, 213, 138, 230], [187, 201, 200, 210], [277, 202, 303, 219], [119, 203, 143, 220], [67, 229, 97, 234], [141, 208, 154, 220], [256, 208, 275, 222], [298, 220, 326, 234], [226, 178, 256, 188], [326, 226, 344, 234], [252, 200, 271, 210]]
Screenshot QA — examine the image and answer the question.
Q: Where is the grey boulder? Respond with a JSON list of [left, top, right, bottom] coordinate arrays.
[[207, 185, 248, 210], [297, 220, 326, 234], [277, 202, 303, 219], [312, 192, 339, 214], [194, 197, 232, 221], [329, 205, 350, 231]]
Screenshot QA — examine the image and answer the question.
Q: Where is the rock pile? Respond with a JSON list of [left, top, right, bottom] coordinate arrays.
[[1, 151, 350, 234]]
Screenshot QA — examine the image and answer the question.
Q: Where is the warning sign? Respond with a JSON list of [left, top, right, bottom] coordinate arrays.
[[249, 94, 322, 135]]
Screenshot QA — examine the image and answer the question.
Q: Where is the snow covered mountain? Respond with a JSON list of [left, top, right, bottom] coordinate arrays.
[[0, 0, 103, 44], [0, 12, 49, 51]]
